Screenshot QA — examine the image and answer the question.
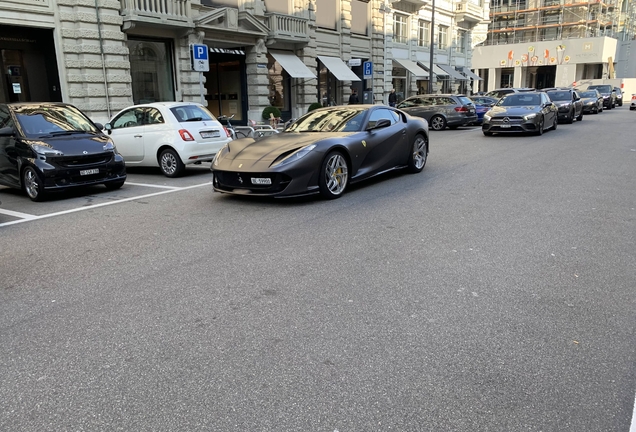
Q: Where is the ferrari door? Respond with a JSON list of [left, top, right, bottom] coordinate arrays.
[[358, 108, 406, 176]]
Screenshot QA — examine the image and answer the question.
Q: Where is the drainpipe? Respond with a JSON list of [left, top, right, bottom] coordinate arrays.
[[94, 0, 112, 119]]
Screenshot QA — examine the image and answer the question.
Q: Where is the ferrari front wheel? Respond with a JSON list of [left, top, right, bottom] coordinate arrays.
[[407, 134, 428, 173], [319, 151, 348, 199]]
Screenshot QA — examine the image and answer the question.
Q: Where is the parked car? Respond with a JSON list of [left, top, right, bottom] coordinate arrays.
[[105, 102, 231, 177], [613, 87, 623, 106], [631, 94, 636, 111], [0, 102, 126, 201], [469, 96, 498, 125], [484, 88, 535, 99], [544, 88, 583, 123], [211, 105, 429, 199], [586, 85, 616, 109], [482, 92, 558, 136], [396, 94, 477, 131], [578, 89, 604, 114]]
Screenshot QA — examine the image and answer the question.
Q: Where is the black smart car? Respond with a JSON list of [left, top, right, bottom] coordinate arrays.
[[0, 102, 126, 201]]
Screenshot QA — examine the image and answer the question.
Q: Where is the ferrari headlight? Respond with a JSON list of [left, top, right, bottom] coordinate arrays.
[[523, 113, 537, 121], [32, 144, 63, 157], [213, 143, 230, 166], [272, 144, 316, 167]]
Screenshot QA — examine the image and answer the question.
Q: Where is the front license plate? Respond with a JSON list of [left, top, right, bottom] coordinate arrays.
[[251, 177, 272, 185], [500, 124, 511, 128], [200, 130, 220, 138], [80, 168, 99, 175]]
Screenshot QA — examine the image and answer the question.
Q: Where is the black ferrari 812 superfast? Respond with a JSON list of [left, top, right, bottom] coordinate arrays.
[[211, 105, 429, 199]]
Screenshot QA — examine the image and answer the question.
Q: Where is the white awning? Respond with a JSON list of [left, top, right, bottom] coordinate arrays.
[[436, 64, 468, 80], [459, 67, 483, 81], [269, 50, 317, 79], [318, 55, 361, 81], [417, 62, 449, 78], [393, 59, 429, 79]]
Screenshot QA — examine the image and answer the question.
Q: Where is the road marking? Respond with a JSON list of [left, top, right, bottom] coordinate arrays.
[[0, 208, 38, 220], [124, 182, 179, 190], [0, 182, 211, 228]]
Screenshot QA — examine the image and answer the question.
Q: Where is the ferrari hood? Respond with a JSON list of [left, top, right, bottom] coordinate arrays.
[[224, 132, 354, 164]]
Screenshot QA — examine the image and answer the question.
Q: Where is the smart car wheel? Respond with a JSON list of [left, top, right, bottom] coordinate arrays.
[[430, 115, 447, 131], [319, 151, 348, 199], [407, 134, 428, 173], [159, 148, 185, 178], [22, 166, 46, 202]]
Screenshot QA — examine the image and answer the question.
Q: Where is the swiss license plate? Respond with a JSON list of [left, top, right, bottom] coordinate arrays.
[[500, 124, 511, 128], [200, 130, 220, 138], [80, 168, 99, 175], [251, 177, 272, 185]]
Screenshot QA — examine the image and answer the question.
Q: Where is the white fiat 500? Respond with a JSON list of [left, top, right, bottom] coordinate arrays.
[[105, 102, 231, 177]]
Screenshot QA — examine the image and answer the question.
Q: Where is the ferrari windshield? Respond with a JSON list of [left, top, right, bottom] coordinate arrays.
[[287, 108, 367, 133], [497, 94, 541, 106]]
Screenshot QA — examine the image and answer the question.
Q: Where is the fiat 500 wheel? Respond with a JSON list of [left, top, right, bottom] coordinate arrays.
[[319, 151, 348, 199], [159, 149, 185, 178]]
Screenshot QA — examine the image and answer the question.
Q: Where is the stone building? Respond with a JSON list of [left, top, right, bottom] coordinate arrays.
[[0, 0, 489, 124]]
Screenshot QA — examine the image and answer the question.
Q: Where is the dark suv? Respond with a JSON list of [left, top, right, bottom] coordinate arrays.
[[396, 94, 477, 131], [586, 85, 616, 109], [545, 88, 583, 123], [613, 87, 623, 107]]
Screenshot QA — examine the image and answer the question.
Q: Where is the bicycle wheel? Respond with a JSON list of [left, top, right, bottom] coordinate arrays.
[[235, 130, 249, 139]]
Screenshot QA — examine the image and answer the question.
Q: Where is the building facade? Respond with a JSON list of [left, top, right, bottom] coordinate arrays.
[[1, 0, 490, 125], [474, 0, 636, 91]]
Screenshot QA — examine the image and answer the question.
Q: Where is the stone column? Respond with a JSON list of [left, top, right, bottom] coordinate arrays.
[[57, 0, 131, 123], [371, 0, 386, 104], [246, 38, 271, 123]]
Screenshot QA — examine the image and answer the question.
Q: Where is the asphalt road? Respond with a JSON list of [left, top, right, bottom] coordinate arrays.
[[1, 108, 635, 431]]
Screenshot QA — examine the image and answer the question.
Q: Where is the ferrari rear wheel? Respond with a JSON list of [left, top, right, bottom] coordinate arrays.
[[319, 151, 348, 199], [407, 134, 428, 173]]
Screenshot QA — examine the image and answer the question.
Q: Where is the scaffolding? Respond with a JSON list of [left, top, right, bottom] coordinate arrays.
[[485, 0, 623, 45]]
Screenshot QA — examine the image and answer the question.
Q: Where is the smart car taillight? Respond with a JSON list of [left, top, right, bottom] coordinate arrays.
[[179, 129, 195, 141]]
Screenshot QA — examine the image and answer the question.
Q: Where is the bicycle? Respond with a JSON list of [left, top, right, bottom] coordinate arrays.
[[217, 114, 250, 140]]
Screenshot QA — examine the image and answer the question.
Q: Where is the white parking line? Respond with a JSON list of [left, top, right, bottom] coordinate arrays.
[[0, 208, 38, 220], [630, 392, 636, 431], [124, 182, 180, 190], [0, 182, 211, 228]]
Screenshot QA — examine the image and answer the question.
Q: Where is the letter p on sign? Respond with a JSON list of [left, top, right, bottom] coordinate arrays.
[[191, 44, 209, 72]]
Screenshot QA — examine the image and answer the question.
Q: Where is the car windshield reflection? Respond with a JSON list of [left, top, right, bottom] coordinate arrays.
[[286, 108, 367, 133], [15, 105, 98, 138], [497, 94, 541, 106]]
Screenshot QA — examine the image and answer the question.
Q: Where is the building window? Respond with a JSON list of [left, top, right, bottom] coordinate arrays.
[[316, 0, 338, 30], [455, 30, 466, 53], [438, 25, 448, 49], [351, 0, 369, 35], [418, 20, 430, 47], [394, 14, 408, 44], [128, 38, 175, 104]]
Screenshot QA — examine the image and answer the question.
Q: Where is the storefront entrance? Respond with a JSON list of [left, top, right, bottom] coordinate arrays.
[[0, 25, 62, 103], [204, 52, 248, 125]]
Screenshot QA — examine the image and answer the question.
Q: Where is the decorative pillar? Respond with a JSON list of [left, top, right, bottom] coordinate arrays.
[[246, 38, 271, 123]]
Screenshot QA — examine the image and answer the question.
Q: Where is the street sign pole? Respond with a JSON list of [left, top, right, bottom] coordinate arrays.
[[190, 43, 209, 106]]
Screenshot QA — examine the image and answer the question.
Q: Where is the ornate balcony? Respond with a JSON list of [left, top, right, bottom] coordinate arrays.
[[120, 0, 193, 30], [264, 13, 310, 44], [455, 0, 487, 24]]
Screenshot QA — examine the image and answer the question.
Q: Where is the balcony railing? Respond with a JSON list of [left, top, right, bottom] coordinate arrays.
[[264, 13, 310, 43], [120, 0, 193, 28]]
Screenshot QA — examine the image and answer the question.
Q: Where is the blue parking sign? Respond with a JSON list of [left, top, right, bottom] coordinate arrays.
[[191, 44, 209, 72], [363, 61, 373, 78]]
